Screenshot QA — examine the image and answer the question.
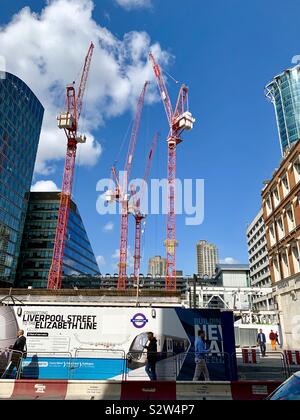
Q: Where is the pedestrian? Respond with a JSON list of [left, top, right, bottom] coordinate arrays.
[[269, 330, 277, 351], [193, 330, 210, 381], [275, 331, 280, 347], [2, 329, 27, 379], [144, 332, 157, 381], [257, 329, 267, 357]]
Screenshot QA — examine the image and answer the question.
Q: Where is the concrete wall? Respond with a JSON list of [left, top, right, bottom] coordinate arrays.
[[222, 272, 249, 288], [275, 278, 300, 349]]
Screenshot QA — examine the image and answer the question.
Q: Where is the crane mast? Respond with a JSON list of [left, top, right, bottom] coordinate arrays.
[[130, 133, 159, 282], [149, 52, 195, 290], [106, 82, 149, 289], [47, 42, 94, 290]]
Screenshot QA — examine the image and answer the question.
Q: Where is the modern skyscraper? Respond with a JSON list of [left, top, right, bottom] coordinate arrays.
[[196, 240, 219, 278], [15, 192, 100, 288], [0, 72, 44, 286], [266, 64, 300, 156], [148, 256, 167, 276]]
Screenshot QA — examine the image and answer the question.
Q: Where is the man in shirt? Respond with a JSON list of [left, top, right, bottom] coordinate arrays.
[[257, 329, 266, 357], [193, 329, 210, 381]]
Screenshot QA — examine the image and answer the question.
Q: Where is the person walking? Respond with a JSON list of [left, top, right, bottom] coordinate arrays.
[[144, 332, 158, 381], [275, 331, 280, 347], [193, 330, 210, 381], [2, 329, 26, 379], [269, 330, 277, 351], [257, 329, 267, 357]]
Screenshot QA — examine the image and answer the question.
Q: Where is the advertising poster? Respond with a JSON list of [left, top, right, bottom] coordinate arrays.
[[0, 305, 237, 381]]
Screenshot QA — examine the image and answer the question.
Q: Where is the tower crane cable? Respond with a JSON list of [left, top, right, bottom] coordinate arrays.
[[162, 68, 179, 85], [73, 70, 90, 201], [113, 117, 133, 174]]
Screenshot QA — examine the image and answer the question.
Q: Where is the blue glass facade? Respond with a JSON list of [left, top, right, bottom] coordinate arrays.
[[266, 65, 300, 155], [16, 192, 100, 288], [0, 73, 44, 285]]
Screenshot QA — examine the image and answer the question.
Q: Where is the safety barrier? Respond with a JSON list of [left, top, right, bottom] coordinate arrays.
[[0, 379, 282, 400], [176, 351, 234, 381], [284, 350, 300, 366], [125, 351, 177, 381], [230, 381, 282, 401], [0, 350, 25, 380], [0, 349, 293, 384], [74, 349, 126, 381], [241, 348, 260, 364], [21, 351, 73, 380], [1, 349, 126, 381], [234, 351, 290, 382]]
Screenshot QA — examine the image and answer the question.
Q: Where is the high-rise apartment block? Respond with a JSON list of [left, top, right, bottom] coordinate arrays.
[[148, 256, 167, 276], [196, 240, 219, 278], [247, 209, 274, 312]]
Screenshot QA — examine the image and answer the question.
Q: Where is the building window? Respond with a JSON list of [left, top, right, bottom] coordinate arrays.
[[291, 243, 300, 274], [281, 174, 290, 197], [286, 206, 296, 232], [276, 216, 285, 240], [269, 224, 276, 247], [272, 186, 280, 208], [293, 156, 300, 184], [281, 251, 290, 279], [266, 196, 272, 216], [273, 257, 281, 283]]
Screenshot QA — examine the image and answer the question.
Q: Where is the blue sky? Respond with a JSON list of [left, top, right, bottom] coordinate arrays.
[[1, 0, 299, 275]]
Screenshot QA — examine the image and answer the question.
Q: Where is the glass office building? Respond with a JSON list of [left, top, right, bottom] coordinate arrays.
[[16, 192, 100, 288], [0, 72, 44, 286], [266, 65, 300, 156]]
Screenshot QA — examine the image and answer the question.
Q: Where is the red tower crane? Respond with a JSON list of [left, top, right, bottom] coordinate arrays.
[[106, 81, 149, 289], [47, 42, 94, 290], [129, 132, 159, 282], [149, 52, 195, 290]]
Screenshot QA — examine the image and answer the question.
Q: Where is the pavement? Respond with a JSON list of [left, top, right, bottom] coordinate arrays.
[[235, 347, 298, 381]]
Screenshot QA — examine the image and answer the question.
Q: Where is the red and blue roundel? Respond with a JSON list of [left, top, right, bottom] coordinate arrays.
[[130, 313, 149, 329]]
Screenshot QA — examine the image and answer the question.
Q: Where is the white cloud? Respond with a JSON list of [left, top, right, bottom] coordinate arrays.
[[220, 257, 239, 265], [0, 0, 169, 175], [115, 0, 152, 10], [96, 255, 106, 268], [31, 180, 59, 192], [103, 221, 114, 232]]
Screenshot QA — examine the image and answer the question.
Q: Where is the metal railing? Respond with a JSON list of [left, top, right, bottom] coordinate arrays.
[[0, 349, 24, 379], [0, 348, 296, 382], [177, 351, 234, 382], [125, 351, 177, 381], [21, 351, 73, 380], [73, 348, 126, 381], [234, 350, 290, 382]]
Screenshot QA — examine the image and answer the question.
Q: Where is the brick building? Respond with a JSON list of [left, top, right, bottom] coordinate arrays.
[[262, 140, 300, 348]]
